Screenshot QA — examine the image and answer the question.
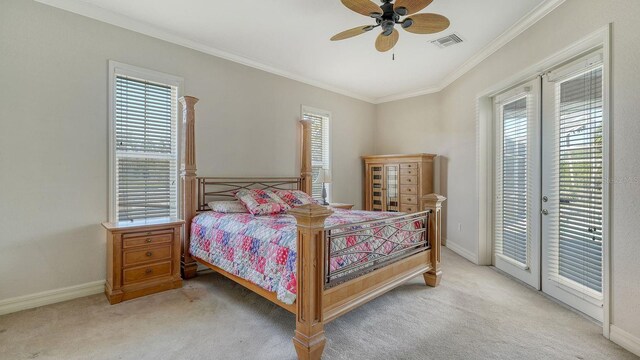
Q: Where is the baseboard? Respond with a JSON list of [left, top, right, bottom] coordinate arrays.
[[444, 240, 479, 264], [0, 280, 105, 316], [610, 325, 640, 357]]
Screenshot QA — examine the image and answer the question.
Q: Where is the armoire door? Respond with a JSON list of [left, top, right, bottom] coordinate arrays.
[[493, 78, 542, 289], [369, 164, 384, 211], [384, 164, 400, 212], [541, 52, 605, 321]]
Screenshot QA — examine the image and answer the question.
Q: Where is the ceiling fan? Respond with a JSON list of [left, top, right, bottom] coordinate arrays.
[[331, 0, 450, 52]]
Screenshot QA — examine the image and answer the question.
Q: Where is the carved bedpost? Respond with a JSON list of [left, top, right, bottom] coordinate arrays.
[[180, 96, 199, 279], [300, 119, 312, 195], [421, 194, 446, 287], [289, 204, 333, 360]]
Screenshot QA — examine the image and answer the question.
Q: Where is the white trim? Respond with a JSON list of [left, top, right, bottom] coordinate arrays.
[[35, 0, 565, 105], [610, 326, 640, 357], [301, 105, 332, 202], [0, 281, 105, 316], [444, 240, 479, 264], [476, 24, 611, 336], [601, 25, 612, 339], [35, 0, 375, 104], [375, 0, 567, 103], [375, 86, 444, 104], [108, 61, 184, 222]]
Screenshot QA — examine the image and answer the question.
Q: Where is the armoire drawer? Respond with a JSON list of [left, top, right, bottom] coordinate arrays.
[[401, 195, 417, 204], [400, 204, 417, 213], [400, 168, 417, 176], [400, 175, 417, 185], [400, 185, 417, 194], [400, 163, 418, 169]]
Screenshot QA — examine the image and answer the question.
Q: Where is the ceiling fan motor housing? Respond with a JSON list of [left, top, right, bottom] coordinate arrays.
[[377, 2, 403, 36]]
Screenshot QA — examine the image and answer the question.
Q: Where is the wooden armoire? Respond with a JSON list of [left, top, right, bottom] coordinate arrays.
[[362, 154, 435, 213]]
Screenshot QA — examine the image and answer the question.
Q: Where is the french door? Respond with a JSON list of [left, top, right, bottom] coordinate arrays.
[[494, 51, 605, 321], [541, 53, 605, 321], [494, 79, 542, 289]]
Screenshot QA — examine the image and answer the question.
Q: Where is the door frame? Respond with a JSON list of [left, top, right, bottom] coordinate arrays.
[[476, 25, 611, 336]]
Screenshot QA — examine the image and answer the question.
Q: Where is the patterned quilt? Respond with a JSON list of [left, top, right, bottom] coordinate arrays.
[[190, 209, 423, 304]]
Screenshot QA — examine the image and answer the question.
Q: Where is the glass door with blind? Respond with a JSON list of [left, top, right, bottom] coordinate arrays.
[[385, 164, 400, 212], [494, 79, 541, 289], [370, 165, 384, 211], [541, 53, 605, 321]]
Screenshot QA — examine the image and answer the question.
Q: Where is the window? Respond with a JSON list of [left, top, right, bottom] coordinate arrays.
[[302, 106, 331, 202], [109, 62, 182, 222]]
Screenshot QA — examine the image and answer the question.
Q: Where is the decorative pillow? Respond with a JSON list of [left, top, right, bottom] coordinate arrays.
[[234, 189, 290, 216], [207, 201, 248, 214], [274, 190, 318, 208]]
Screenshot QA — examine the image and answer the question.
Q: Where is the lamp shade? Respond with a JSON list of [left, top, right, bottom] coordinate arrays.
[[314, 168, 332, 184], [322, 169, 332, 184]]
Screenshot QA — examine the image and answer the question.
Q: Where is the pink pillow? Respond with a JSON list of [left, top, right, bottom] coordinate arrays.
[[235, 189, 290, 216], [274, 190, 318, 208]]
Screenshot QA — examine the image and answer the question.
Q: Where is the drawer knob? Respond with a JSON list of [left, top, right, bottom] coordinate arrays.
[[145, 238, 152, 243], [145, 268, 153, 274], [146, 232, 152, 235], [146, 251, 153, 257]]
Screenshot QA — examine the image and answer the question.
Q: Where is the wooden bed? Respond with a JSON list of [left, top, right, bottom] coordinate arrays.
[[178, 96, 446, 360]]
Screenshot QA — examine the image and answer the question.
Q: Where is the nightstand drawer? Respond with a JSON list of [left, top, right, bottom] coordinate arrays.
[[400, 204, 417, 213], [400, 175, 417, 185], [401, 195, 417, 204], [400, 185, 417, 194], [123, 245, 172, 267], [123, 233, 173, 248], [123, 261, 172, 284]]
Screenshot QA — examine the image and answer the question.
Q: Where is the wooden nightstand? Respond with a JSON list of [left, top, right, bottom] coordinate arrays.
[[102, 218, 184, 304], [329, 203, 354, 210]]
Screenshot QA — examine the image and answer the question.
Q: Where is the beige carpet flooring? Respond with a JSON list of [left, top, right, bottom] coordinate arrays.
[[0, 248, 636, 360]]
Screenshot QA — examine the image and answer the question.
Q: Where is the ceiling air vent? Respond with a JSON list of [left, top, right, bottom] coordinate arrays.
[[431, 33, 463, 49]]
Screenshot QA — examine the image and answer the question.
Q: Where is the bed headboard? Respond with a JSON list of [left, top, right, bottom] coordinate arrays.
[[179, 96, 312, 278], [196, 177, 302, 212]]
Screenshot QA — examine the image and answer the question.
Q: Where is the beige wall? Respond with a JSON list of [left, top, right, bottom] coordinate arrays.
[[375, 0, 640, 344], [0, 0, 375, 300]]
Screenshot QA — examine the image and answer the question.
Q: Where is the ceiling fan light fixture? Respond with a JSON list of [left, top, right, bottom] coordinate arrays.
[[395, 7, 408, 16], [401, 18, 413, 29]]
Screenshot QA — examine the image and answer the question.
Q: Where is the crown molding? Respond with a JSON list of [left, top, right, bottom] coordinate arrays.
[[373, 0, 567, 104], [374, 85, 444, 104], [34, 0, 377, 104], [36, 0, 565, 105]]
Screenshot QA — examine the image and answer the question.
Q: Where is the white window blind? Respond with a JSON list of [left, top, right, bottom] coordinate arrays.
[[302, 109, 330, 201], [494, 88, 537, 270], [548, 65, 604, 295], [113, 74, 178, 222]]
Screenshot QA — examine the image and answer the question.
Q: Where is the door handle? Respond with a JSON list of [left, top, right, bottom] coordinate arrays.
[[541, 209, 549, 215]]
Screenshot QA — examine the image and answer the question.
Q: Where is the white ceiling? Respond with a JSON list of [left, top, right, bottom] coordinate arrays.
[[39, 0, 554, 103]]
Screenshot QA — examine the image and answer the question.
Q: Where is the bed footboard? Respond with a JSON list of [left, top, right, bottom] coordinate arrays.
[[289, 194, 445, 360]]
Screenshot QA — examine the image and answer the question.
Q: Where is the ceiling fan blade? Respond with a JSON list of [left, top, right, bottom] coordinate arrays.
[[403, 13, 450, 34], [375, 28, 399, 52], [393, 0, 433, 15], [340, 0, 383, 17], [330, 25, 374, 41]]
